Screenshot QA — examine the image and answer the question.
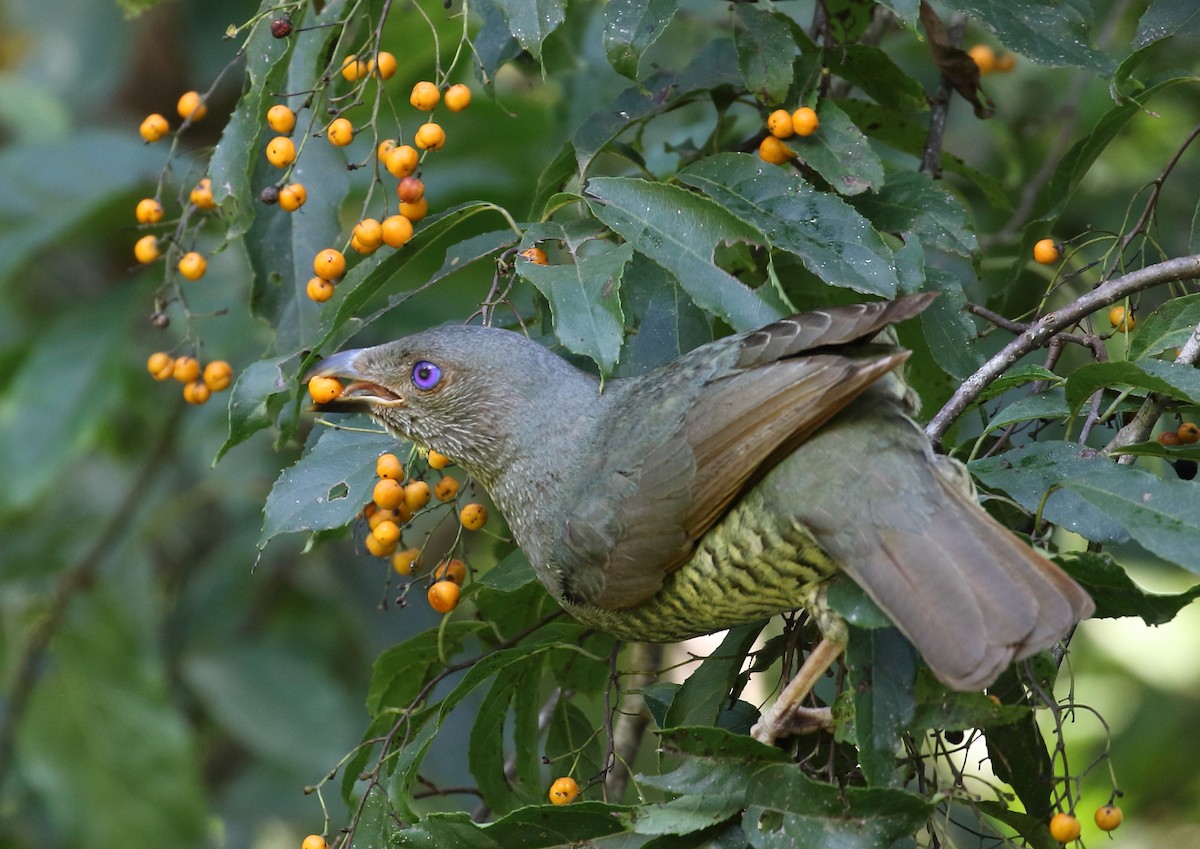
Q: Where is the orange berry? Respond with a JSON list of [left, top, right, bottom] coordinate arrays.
[[392, 547, 421, 576], [1178, 422, 1200, 443], [1093, 805, 1122, 832], [173, 355, 201, 384], [1048, 812, 1080, 843], [327, 117, 354, 146], [399, 197, 428, 222], [135, 198, 164, 224], [371, 519, 401, 548], [367, 506, 394, 528], [1159, 430, 1183, 447], [443, 83, 471, 112], [377, 138, 396, 161], [134, 234, 160, 264], [177, 251, 207, 281], [139, 113, 169, 142], [385, 144, 419, 178], [409, 81, 440, 111], [340, 54, 368, 82], [548, 776, 580, 805], [1108, 305, 1135, 332], [354, 218, 384, 248], [266, 104, 296, 133], [266, 136, 297, 167], [203, 360, 234, 392], [147, 352, 174, 381], [427, 449, 451, 469], [190, 177, 216, 210], [373, 478, 404, 510], [375, 453, 404, 480], [791, 106, 819, 136], [434, 558, 467, 585], [1033, 238, 1061, 265], [968, 44, 996, 75], [519, 246, 548, 265], [414, 121, 445, 151], [397, 176, 425, 204], [365, 531, 398, 557], [306, 276, 335, 302], [381, 215, 414, 248], [308, 375, 344, 404], [758, 135, 794, 165], [995, 52, 1017, 73], [372, 51, 397, 80], [177, 90, 207, 121], [403, 480, 431, 512], [313, 248, 346, 280], [433, 476, 459, 501], [766, 109, 793, 138], [278, 183, 307, 212], [183, 380, 211, 405], [350, 234, 378, 255], [427, 580, 461, 613], [459, 503, 488, 531], [301, 836, 328, 849]]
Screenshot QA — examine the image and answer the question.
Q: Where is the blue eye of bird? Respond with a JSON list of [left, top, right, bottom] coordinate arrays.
[[412, 360, 441, 390]]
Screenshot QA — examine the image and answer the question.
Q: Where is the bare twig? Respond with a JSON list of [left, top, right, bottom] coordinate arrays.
[[604, 642, 662, 802]]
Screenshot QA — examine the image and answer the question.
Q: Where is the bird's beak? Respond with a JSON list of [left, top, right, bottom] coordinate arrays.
[[305, 348, 404, 411]]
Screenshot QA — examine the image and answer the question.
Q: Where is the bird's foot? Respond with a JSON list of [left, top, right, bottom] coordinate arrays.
[[750, 704, 834, 746]]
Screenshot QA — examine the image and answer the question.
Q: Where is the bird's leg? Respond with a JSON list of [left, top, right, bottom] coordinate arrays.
[[750, 633, 847, 745]]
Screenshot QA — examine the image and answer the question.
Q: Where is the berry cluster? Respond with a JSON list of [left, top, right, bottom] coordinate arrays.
[[758, 105, 820, 165], [1157, 420, 1200, 447], [1046, 803, 1123, 844], [146, 352, 233, 406]]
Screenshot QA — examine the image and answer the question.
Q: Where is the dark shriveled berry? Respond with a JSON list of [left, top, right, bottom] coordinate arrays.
[[270, 17, 293, 38], [260, 185, 281, 205]]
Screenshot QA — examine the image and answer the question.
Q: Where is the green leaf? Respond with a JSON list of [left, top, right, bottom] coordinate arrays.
[[941, 0, 1114, 72], [794, 100, 884, 196], [480, 548, 539, 590], [586, 176, 782, 331], [664, 624, 764, 729], [603, 0, 679, 79], [533, 142, 582, 218], [470, 663, 542, 813], [474, 0, 522, 80], [367, 622, 489, 715], [851, 171, 977, 257], [982, 389, 1069, 435], [679, 153, 899, 299], [845, 627, 916, 787], [1128, 293, 1200, 359], [824, 45, 929, 115], [216, 354, 295, 460], [519, 241, 633, 375], [909, 671, 1029, 731], [259, 426, 398, 547], [733, 5, 797, 105], [983, 668, 1053, 821], [1058, 550, 1200, 625], [976, 365, 1064, 401], [492, 0, 565, 60], [1065, 360, 1200, 418], [1134, 0, 1200, 48], [631, 793, 744, 837], [617, 253, 714, 377]]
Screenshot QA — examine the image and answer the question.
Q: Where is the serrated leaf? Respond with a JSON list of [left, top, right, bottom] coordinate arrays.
[[1064, 360, 1200, 418], [982, 389, 1069, 435], [679, 153, 899, 298], [533, 142, 581, 218], [909, 670, 1029, 731], [216, 354, 294, 460], [1134, 0, 1200, 48], [825, 45, 929, 115], [1128, 293, 1200, 359], [631, 793, 744, 836], [976, 365, 1064, 401], [983, 668, 1053, 820], [733, 5, 797, 105], [941, 0, 1113, 72], [474, 0, 523, 81], [586, 176, 781, 331], [470, 663, 542, 813], [492, 0, 565, 60], [1058, 550, 1200, 624], [259, 426, 397, 547], [617, 253, 714, 377], [603, 0, 679, 79], [519, 241, 633, 375], [480, 548, 539, 590], [793, 100, 884, 196], [845, 627, 916, 787], [852, 170, 977, 256], [367, 623, 488, 715], [664, 624, 764, 729]]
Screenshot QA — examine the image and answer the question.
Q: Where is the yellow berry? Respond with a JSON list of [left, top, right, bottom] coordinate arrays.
[[519, 246, 548, 265], [427, 580, 461, 613], [968, 44, 997, 75], [409, 81, 440, 111], [548, 776, 580, 805], [278, 183, 307, 212], [327, 117, 354, 146], [399, 197, 428, 222], [371, 519, 401, 548], [414, 121, 445, 151], [1109, 305, 1135, 332], [372, 51, 397, 80], [377, 138, 397, 161], [1178, 422, 1200, 444], [301, 836, 328, 849], [1048, 812, 1080, 843], [139, 113, 169, 142], [434, 558, 467, 585], [177, 251, 207, 281], [266, 136, 297, 167], [995, 52, 1017, 72], [366, 530, 398, 557], [313, 248, 346, 280], [427, 449, 451, 469], [757, 135, 794, 165], [266, 104, 296, 133], [173, 355, 201, 384], [350, 234, 377, 256], [381, 215, 414, 248], [373, 478, 404, 511], [376, 453, 404, 480], [134, 234, 160, 264], [183, 380, 211, 405], [403, 480, 431, 512], [385, 144, 419, 178], [340, 54, 368, 82], [177, 90, 207, 121], [354, 218, 384, 248], [433, 476, 459, 501], [791, 106, 819, 136], [147, 352, 174, 381], [306, 276, 335, 302], [308, 375, 344, 405], [203, 360, 234, 392], [392, 547, 421, 576], [459, 503, 488, 531], [135, 198, 164, 224], [443, 83, 471, 112], [1033, 238, 1061, 265], [766, 109, 793, 138], [1093, 805, 1122, 832], [190, 177, 216, 210]]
